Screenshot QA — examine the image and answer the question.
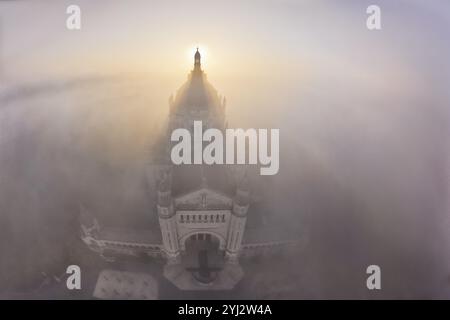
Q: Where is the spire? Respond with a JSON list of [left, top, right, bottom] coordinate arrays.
[[194, 47, 201, 71]]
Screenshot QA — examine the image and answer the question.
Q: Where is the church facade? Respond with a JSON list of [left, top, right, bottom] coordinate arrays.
[[80, 50, 302, 289]]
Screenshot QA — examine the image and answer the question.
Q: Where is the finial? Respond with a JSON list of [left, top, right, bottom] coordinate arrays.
[[200, 166, 207, 188]]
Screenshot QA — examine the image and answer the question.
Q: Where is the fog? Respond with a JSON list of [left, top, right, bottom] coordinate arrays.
[[0, 0, 449, 298]]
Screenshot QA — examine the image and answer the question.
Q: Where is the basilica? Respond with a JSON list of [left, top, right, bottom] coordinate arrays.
[[80, 49, 302, 290]]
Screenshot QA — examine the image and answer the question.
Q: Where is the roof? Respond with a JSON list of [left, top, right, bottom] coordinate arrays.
[[79, 207, 96, 227]]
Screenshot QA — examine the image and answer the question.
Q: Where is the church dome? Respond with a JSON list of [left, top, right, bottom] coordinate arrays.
[[172, 74, 221, 113]]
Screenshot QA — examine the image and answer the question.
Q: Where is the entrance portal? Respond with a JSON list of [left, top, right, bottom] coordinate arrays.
[[184, 233, 224, 284]]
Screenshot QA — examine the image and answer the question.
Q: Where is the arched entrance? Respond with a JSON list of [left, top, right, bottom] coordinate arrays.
[[183, 233, 225, 284]]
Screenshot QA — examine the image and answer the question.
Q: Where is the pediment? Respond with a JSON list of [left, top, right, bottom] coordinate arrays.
[[174, 188, 232, 210]]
